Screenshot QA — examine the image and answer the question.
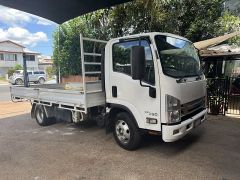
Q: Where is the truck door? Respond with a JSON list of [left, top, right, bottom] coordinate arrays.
[[107, 38, 161, 131]]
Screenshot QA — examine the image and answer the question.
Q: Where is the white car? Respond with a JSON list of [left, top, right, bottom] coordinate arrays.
[[8, 70, 47, 85]]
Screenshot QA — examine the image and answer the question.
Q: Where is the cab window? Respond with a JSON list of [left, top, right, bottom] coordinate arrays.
[[112, 39, 155, 85]]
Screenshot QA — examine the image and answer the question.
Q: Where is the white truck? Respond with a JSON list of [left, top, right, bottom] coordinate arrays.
[[10, 32, 207, 150]]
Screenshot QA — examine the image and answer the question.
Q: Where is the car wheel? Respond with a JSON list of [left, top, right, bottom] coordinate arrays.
[[113, 112, 141, 150], [38, 78, 45, 84], [15, 78, 23, 85]]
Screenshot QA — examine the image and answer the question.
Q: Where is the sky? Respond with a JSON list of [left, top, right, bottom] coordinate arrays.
[[0, 5, 57, 56]]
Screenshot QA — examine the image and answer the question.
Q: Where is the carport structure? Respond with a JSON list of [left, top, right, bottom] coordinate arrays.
[[0, 0, 131, 24]]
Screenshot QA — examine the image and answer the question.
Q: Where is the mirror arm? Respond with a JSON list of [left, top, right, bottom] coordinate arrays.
[[139, 80, 151, 88], [140, 80, 156, 98]]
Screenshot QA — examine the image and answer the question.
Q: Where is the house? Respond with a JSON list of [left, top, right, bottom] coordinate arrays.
[[0, 40, 40, 77], [38, 55, 53, 72]]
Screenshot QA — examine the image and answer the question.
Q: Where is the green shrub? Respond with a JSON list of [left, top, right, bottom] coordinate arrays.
[[7, 64, 23, 77]]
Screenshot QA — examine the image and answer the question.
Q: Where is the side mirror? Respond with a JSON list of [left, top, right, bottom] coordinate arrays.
[[131, 46, 145, 80]]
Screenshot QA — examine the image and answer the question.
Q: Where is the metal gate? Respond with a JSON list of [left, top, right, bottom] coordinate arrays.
[[207, 77, 240, 115], [226, 77, 240, 115], [207, 78, 228, 115]]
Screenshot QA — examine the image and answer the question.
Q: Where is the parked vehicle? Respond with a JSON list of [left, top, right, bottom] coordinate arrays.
[[9, 70, 46, 85], [10, 32, 207, 150]]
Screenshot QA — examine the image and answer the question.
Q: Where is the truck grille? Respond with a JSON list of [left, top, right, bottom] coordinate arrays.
[[181, 97, 205, 121]]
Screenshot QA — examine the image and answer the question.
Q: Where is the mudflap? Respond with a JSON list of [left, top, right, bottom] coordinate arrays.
[[31, 103, 37, 119], [105, 114, 112, 134]]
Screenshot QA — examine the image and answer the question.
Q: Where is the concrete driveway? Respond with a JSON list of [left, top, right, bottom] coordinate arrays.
[[0, 84, 31, 118], [0, 84, 11, 101], [0, 112, 240, 180]]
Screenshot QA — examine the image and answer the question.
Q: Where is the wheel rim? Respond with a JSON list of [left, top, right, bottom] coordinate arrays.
[[16, 79, 23, 85], [39, 78, 45, 84], [115, 120, 131, 144], [36, 108, 44, 123]]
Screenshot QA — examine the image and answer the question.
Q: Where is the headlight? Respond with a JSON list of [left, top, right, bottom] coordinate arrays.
[[166, 95, 181, 124]]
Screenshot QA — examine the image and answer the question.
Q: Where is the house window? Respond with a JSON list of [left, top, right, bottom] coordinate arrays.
[[0, 53, 3, 60], [4, 53, 17, 61], [25, 55, 35, 61]]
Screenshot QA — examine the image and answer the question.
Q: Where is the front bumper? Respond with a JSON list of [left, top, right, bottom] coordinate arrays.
[[162, 109, 207, 142]]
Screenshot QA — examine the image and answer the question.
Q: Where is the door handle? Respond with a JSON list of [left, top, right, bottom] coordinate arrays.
[[112, 86, 117, 97]]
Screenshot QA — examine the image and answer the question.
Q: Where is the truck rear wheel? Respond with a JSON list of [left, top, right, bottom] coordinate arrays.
[[113, 112, 141, 150], [35, 105, 54, 126]]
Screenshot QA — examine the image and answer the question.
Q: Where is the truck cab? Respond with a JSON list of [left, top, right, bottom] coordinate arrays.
[[105, 32, 207, 149]]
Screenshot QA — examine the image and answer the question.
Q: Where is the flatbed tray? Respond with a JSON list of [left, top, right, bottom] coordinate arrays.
[[10, 82, 105, 112]]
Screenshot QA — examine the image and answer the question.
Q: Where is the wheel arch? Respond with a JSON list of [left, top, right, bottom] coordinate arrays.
[[38, 76, 45, 81], [108, 104, 139, 130], [15, 78, 23, 84]]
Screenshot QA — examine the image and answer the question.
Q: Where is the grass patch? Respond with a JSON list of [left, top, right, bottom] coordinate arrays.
[[0, 76, 6, 81]]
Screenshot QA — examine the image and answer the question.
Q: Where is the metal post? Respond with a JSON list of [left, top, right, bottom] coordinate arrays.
[[80, 33, 87, 114], [57, 25, 61, 84], [58, 66, 61, 83], [23, 53, 29, 87]]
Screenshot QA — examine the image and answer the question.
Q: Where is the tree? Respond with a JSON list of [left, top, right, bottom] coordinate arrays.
[[216, 11, 240, 45], [52, 10, 111, 77], [52, 0, 240, 77], [45, 66, 55, 78]]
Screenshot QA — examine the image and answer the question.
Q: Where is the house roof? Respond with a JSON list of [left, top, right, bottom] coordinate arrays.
[[0, 41, 40, 54], [0, 40, 25, 48], [0, 0, 131, 24], [23, 48, 40, 55], [200, 43, 240, 58], [200, 50, 240, 58], [208, 44, 240, 53]]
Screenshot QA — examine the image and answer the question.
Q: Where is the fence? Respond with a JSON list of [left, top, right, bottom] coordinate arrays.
[[207, 76, 240, 115]]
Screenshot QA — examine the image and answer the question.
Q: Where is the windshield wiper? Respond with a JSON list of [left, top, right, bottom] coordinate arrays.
[[177, 74, 202, 83], [176, 77, 187, 83], [196, 75, 201, 81]]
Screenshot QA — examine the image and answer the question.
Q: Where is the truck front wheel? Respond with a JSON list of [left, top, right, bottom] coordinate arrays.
[[113, 112, 141, 150]]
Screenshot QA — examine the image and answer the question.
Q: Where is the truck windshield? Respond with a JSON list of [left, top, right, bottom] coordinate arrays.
[[155, 35, 202, 78]]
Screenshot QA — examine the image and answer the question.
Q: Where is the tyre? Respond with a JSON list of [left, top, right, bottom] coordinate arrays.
[[113, 112, 141, 150], [38, 78, 45, 84], [35, 105, 54, 126], [15, 78, 23, 85]]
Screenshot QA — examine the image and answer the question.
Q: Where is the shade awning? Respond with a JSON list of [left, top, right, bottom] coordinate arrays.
[[0, 0, 131, 24], [194, 31, 240, 50]]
